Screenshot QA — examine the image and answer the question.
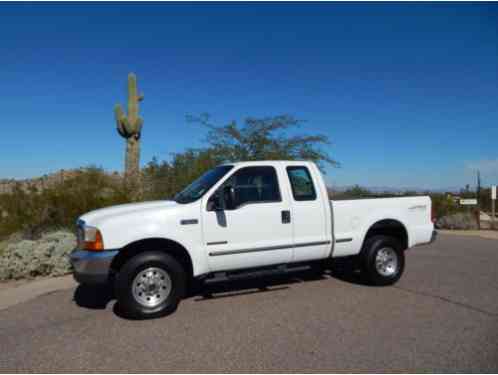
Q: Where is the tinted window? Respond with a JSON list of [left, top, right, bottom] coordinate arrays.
[[224, 166, 281, 208], [286, 166, 317, 201]]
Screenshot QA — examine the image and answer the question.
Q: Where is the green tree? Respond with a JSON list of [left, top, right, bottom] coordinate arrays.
[[143, 149, 224, 200], [187, 114, 338, 171], [144, 114, 340, 200]]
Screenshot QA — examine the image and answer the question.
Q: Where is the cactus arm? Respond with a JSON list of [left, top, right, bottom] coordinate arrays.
[[114, 104, 125, 121], [114, 104, 128, 137]]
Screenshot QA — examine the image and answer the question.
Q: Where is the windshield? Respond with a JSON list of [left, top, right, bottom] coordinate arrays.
[[173, 165, 234, 204]]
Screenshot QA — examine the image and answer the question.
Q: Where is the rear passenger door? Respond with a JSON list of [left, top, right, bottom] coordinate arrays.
[[286, 166, 330, 262]]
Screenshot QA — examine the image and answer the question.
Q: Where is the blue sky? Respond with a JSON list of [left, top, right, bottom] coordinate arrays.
[[1, 2, 497, 189]]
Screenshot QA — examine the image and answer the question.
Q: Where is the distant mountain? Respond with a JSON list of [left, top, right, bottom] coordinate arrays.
[[0, 169, 122, 194], [328, 185, 463, 194]]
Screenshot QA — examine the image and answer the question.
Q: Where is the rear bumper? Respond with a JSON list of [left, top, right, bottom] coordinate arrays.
[[414, 230, 437, 247], [70, 249, 119, 284], [430, 230, 437, 244]]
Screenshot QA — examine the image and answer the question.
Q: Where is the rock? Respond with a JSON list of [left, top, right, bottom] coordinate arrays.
[[480, 211, 491, 221], [0, 230, 75, 281]]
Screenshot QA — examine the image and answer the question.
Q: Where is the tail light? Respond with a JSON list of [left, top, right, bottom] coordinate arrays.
[[431, 205, 436, 223]]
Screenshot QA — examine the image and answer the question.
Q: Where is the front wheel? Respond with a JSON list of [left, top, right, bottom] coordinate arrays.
[[361, 235, 405, 286], [115, 251, 186, 319]]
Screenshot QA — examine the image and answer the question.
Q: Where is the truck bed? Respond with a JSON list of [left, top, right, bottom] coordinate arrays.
[[331, 196, 433, 257]]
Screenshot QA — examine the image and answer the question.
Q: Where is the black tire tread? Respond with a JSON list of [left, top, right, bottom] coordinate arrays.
[[115, 251, 186, 319], [361, 235, 405, 286]]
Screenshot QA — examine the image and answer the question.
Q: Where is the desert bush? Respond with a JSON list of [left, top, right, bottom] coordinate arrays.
[[0, 166, 132, 239], [0, 230, 75, 280], [431, 193, 465, 220], [436, 212, 478, 230], [331, 185, 378, 200], [0, 240, 6, 257]]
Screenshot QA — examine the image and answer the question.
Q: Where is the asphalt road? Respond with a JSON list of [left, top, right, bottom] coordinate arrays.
[[1, 234, 497, 372]]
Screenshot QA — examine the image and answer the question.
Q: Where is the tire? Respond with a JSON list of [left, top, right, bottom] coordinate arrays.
[[361, 235, 405, 286], [115, 251, 186, 319]]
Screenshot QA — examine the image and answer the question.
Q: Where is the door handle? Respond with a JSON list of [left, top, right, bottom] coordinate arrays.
[[281, 210, 291, 224]]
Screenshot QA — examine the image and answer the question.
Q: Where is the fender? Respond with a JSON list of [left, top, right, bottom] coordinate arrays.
[[332, 201, 414, 257], [111, 235, 209, 278], [89, 201, 210, 277], [357, 215, 410, 251]]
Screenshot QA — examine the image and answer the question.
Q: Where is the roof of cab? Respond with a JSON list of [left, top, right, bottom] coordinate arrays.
[[222, 160, 315, 167]]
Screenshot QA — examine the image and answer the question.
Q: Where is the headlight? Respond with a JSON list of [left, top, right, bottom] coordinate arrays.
[[77, 221, 104, 251]]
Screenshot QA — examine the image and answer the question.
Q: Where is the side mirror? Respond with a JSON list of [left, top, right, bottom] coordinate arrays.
[[223, 185, 237, 210], [207, 194, 223, 211]]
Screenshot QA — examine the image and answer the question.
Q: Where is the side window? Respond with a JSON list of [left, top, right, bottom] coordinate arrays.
[[286, 166, 317, 201], [224, 166, 281, 208]]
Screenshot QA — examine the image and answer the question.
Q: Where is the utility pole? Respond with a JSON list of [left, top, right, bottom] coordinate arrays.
[[492, 185, 496, 230], [476, 170, 481, 230], [477, 170, 481, 201]]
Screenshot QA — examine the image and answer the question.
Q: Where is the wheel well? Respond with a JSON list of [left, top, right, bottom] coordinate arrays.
[[362, 219, 408, 250], [110, 238, 193, 279]]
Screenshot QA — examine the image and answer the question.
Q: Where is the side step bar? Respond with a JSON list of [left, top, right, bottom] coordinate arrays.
[[204, 264, 312, 284]]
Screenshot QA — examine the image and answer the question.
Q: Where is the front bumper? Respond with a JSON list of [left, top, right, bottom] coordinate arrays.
[[70, 249, 119, 284]]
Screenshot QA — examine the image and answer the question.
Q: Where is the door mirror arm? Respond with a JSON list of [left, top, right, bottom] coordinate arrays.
[[223, 185, 237, 210]]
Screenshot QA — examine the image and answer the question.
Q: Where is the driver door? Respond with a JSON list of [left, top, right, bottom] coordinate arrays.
[[202, 166, 293, 272]]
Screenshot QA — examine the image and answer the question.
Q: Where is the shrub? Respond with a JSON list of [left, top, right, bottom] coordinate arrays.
[[431, 193, 465, 220], [436, 212, 478, 230], [0, 230, 75, 280], [0, 166, 132, 239]]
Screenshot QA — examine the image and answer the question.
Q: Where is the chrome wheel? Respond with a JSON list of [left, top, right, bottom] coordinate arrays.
[[132, 267, 172, 308], [375, 247, 398, 277]]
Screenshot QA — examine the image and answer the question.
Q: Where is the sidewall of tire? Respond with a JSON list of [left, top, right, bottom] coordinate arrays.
[[362, 235, 405, 286], [115, 251, 186, 319]]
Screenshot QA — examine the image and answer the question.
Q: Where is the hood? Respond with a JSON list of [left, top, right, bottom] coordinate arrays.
[[79, 200, 179, 226]]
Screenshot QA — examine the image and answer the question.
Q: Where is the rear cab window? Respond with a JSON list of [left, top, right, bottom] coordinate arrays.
[[286, 166, 317, 201]]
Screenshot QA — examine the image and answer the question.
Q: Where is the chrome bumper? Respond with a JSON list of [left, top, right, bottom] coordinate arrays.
[[70, 249, 119, 284]]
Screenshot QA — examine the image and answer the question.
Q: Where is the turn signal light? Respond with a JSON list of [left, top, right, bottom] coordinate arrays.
[[84, 229, 104, 251]]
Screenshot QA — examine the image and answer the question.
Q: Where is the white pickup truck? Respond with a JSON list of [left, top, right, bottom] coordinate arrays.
[[70, 160, 436, 318]]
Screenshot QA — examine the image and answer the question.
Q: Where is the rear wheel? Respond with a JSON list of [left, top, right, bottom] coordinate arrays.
[[115, 251, 186, 319], [361, 235, 404, 286]]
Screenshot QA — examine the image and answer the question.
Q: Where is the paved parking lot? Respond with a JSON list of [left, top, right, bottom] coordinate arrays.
[[0, 234, 497, 372]]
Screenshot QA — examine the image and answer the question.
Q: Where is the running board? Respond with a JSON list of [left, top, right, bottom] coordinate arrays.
[[204, 264, 312, 284]]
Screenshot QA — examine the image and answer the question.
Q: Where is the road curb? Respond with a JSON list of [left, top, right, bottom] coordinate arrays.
[[438, 229, 498, 240], [0, 275, 77, 311]]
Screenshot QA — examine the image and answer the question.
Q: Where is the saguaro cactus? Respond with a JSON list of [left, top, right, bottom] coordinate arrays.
[[114, 73, 144, 182]]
